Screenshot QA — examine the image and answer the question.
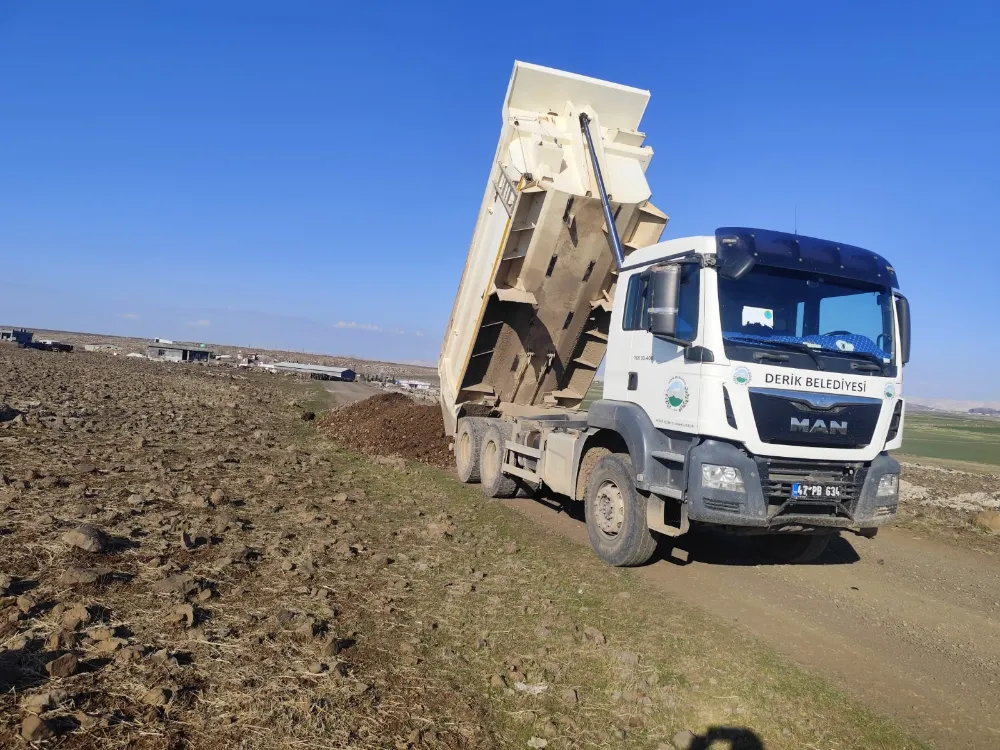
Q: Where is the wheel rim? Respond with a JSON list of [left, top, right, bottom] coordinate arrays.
[[457, 431, 471, 468], [594, 480, 625, 538], [483, 440, 499, 479]]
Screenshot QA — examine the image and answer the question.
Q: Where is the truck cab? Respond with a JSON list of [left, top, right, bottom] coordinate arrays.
[[598, 227, 909, 545]]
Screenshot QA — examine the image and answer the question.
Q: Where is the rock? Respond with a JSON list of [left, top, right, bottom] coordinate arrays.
[[541, 720, 558, 737], [153, 574, 198, 596], [142, 687, 171, 706], [62, 524, 107, 553], [489, 673, 506, 689], [672, 729, 696, 750], [974, 510, 1000, 533], [21, 715, 55, 741], [535, 625, 551, 639], [583, 626, 606, 645], [167, 603, 196, 628], [60, 604, 91, 630], [46, 652, 79, 678], [307, 661, 325, 674], [0, 572, 13, 595], [59, 566, 107, 586], [95, 637, 127, 653], [611, 727, 627, 740], [527, 738, 548, 749], [116, 645, 146, 663], [46, 629, 78, 651], [560, 687, 578, 704], [16, 594, 36, 614], [88, 626, 115, 641], [23, 689, 70, 714], [210, 488, 226, 505]]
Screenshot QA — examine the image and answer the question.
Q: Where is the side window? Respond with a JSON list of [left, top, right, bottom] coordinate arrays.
[[622, 273, 648, 331], [675, 264, 700, 341]]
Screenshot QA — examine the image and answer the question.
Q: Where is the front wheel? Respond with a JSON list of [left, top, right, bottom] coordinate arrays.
[[584, 454, 657, 567], [754, 533, 835, 564]]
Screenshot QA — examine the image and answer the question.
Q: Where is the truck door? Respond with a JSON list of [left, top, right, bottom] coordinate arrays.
[[625, 263, 703, 435]]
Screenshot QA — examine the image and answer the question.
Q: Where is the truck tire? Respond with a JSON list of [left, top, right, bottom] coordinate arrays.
[[754, 533, 835, 564], [480, 423, 518, 498], [584, 454, 657, 567], [455, 417, 486, 483]]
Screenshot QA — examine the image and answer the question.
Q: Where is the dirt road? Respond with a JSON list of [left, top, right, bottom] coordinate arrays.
[[510, 497, 1000, 749]]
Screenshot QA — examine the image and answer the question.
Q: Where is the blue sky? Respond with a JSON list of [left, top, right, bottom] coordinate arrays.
[[1, 2, 997, 397]]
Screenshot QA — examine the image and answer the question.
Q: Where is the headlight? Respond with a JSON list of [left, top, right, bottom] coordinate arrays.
[[702, 464, 745, 492], [876, 474, 899, 498]]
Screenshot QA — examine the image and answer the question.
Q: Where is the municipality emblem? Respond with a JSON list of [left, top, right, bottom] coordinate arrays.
[[665, 377, 689, 411], [884, 383, 895, 400], [733, 366, 751, 386]]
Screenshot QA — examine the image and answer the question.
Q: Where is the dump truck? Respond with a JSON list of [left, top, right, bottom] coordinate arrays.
[[438, 62, 910, 566]]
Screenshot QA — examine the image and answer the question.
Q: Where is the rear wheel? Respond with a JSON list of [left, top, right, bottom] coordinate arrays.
[[584, 454, 657, 567], [480, 423, 518, 498], [754, 533, 835, 564], [455, 417, 486, 483]]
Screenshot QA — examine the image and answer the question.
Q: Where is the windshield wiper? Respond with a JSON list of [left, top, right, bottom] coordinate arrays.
[[843, 351, 887, 375], [730, 336, 826, 370]]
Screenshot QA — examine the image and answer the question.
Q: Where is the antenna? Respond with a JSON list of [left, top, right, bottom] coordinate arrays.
[[794, 204, 798, 235]]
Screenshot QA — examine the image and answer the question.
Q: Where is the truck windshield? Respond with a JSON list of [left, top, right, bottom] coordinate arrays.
[[718, 265, 895, 365]]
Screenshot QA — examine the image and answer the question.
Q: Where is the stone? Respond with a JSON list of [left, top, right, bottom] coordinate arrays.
[[46, 629, 78, 651], [583, 626, 606, 645], [535, 625, 551, 639], [16, 594, 35, 614], [307, 661, 325, 674], [60, 604, 91, 630], [22, 689, 70, 714], [0, 572, 13, 595], [62, 524, 107, 553], [46, 652, 79, 678], [974, 510, 1000, 533], [153, 574, 198, 596], [21, 715, 55, 742], [95, 637, 127, 653], [167, 603, 196, 628], [89, 626, 115, 641], [489, 673, 506, 689], [560, 688, 578, 704], [59, 567, 106, 586], [142, 687, 170, 706], [672, 729, 696, 750]]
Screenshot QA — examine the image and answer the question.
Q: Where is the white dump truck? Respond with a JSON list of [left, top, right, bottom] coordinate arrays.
[[438, 62, 911, 566]]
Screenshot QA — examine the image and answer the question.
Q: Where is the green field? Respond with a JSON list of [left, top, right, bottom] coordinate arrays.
[[898, 411, 1000, 467]]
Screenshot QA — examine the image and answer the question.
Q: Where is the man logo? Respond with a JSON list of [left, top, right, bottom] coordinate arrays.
[[790, 417, 848, 435]]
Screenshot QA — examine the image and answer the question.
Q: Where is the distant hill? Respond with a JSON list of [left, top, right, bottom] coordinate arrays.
[[906, 397, 1000, 414], [970, 407, 1000, 415]]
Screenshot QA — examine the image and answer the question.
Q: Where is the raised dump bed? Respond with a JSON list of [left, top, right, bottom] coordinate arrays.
[[438, 62, 666, 434]]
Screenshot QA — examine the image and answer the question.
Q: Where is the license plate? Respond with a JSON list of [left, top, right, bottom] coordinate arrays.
[[791, 483, 841, 499]]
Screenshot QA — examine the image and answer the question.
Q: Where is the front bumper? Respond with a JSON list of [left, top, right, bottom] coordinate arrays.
[[684, 440, 899, 529]]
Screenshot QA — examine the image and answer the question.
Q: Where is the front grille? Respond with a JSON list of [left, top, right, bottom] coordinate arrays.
[[757, 457, 865, 519]]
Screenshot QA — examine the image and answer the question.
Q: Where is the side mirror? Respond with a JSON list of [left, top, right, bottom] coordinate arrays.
[[718, 244, 755, 280], [894, 294, 911, 365], [648, 264, 681, 338]]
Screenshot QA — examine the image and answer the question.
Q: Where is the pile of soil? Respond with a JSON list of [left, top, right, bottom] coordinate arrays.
[[319, 392, 452, 468]]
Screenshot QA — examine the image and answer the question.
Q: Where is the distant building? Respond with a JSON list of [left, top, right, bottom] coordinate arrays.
[[33, 339, 74, 353], [147, 342, 213, 362], [396, 379, 431, 390], [0, 328, 33, 347], [83, 344, 122, 353], [271, 362, 356, 381]]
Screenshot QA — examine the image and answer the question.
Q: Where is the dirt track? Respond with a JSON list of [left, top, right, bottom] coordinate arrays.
[[510, 498, 1000, 749]]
